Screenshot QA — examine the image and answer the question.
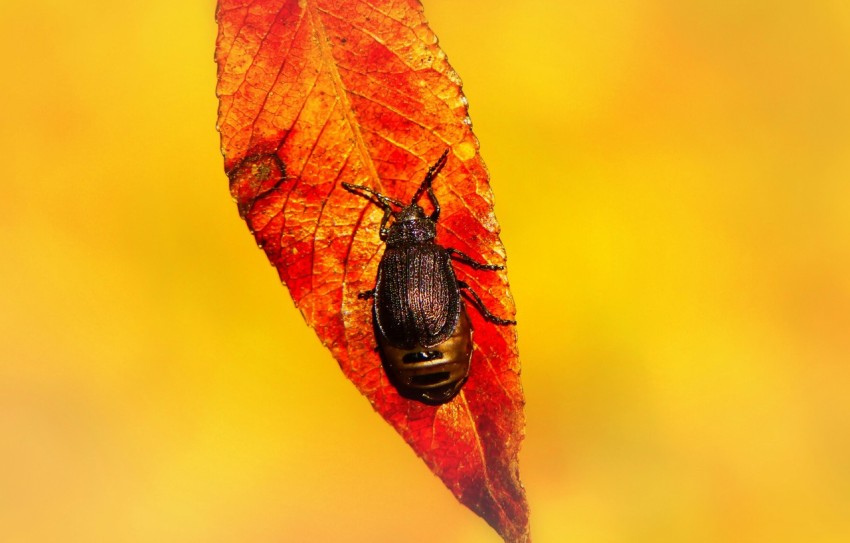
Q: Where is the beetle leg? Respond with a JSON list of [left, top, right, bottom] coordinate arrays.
[[341, 182, 405, 208], [358, 289, 375, 300], [342, 182, 403, 240], [378, 206, 394, 241], [457, 280, 516, 325], [425, 151, 448, 220], [411, 150, 449, 219], [447, 248, 504, 271], [427, 184, 440, 222]]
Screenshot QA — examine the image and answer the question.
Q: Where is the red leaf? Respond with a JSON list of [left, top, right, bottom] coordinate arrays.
[[215, 1, 528, 540]]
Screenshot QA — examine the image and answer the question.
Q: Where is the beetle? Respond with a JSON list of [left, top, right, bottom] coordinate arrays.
[[342, 150, 515, 405]]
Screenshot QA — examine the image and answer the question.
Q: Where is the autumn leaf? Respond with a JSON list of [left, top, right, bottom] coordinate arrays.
[[215, 0, 528, 540]]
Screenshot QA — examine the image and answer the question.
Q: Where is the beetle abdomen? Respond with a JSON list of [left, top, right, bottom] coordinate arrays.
[[378, 306, 473, 405], [374, 243, 460, 349]]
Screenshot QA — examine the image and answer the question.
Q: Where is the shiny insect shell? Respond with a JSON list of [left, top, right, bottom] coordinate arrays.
[[342, 151, 515, 405]]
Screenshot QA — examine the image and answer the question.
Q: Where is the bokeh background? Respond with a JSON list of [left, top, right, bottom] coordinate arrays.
[[2, 0, 849, 541]]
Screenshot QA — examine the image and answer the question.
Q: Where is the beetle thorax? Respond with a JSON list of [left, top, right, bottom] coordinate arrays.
[[386, 205, 436, 246]]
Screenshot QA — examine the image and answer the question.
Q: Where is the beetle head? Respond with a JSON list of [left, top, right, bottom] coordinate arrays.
[[397, 204, 426, 222], [386, 204, 436, 245]]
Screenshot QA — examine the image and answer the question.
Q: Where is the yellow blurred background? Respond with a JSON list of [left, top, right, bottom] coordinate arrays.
[[2, 0, 849, 541]]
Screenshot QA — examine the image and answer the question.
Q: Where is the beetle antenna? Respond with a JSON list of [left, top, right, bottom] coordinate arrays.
[[342, 182, 405, 209], [411, 149, 449, 205]]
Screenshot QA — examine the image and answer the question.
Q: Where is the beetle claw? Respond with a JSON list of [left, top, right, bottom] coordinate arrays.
[[447, 248, 505, 271], [458, 281, 517, 325]]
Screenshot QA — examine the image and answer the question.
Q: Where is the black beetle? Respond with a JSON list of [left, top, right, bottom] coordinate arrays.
[[342, 150, 515, 405]]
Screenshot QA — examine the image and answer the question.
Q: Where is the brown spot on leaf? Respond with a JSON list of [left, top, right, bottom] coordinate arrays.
[[227, 153, 287, 219]]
